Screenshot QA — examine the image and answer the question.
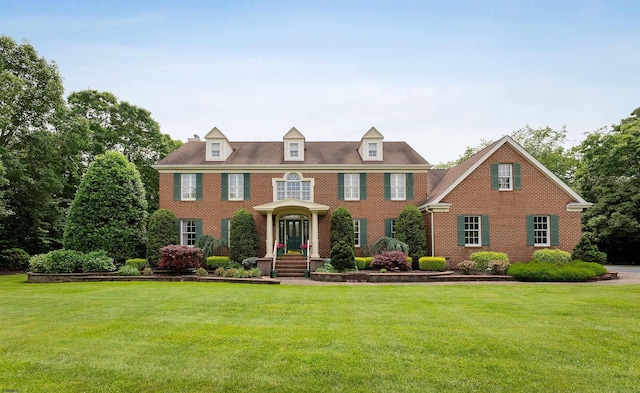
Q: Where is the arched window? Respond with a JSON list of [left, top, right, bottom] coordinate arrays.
[[274, 173, 313, 201]]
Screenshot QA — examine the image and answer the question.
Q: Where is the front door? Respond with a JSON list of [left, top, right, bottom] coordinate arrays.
[[285, 219, 302, 251]]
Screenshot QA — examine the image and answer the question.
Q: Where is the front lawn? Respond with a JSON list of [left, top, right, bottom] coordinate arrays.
[[1, 275, 639, 392]]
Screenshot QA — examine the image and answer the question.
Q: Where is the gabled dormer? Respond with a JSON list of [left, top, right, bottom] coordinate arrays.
[[358, 127, 384, 161], [204, 127, 234, 161], [283, 127, 305, 161]]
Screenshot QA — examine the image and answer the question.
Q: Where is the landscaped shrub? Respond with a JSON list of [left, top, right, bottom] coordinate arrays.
[[470, 251, 509, 272], [213, 267, 261, 278], [196, 267, 208, 277], [572, 235, 607, 264], [370, 251, 411, 271], [29, 249, 83, 273], [0, 248, 30, 271], [572, 261, 607, 276], [118, 265, 141, 276], [158, 245, 202, 272], [457, 260, 477, 274], [81, 251, 116, 273], [206, 256, 231, 269], [196, 235, 226, 262], [369, 237, 409, 255], [418, 257, 446, 271], [125, 258, 147, 271], [142, 267, 153, 276], [354, 257, 373, 270], [242, 257, 258, 269], [395, 205, 428, 269], [330, 206, 354, 249], [230, 209, 259, 263], [532, 249, 572, 264], [507, 261, 605, 282], [315, 262, 338, 273], [146, 208, 178, 268], [330, 240, 356, 271], [488, 260, 510, 275]]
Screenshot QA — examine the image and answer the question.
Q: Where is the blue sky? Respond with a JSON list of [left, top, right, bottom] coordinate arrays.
[[2, 0, 639, 164]]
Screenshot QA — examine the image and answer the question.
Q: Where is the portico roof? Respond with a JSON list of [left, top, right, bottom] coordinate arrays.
[[254, 199, 330, 215]]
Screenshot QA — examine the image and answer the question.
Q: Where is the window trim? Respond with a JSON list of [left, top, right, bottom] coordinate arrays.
[[533, 215, 550, 247], [273, 172, 314, 202], [228, 173, 244, 201], [181, 174, 197, 201], [464, 216, 481, 247], [367, 142, 378, 158], [390, 173, 406, 201], [180, 219, 197, 246], [353, 219, 361, 247], [288, 142, 300, 159], [210, 142, 221, 158], [344, 174, 360, 201], [498, 163, 513, 191]]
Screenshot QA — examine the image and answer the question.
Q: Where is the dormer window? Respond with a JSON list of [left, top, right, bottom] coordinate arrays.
[[368, 142, 378, 158], [204, 127, 233, 161], [358, 127, 384, 161], [211, 142, 221, 158]]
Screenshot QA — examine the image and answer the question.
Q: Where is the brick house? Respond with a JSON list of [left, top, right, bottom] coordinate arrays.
[[154, 127, 591, 267]]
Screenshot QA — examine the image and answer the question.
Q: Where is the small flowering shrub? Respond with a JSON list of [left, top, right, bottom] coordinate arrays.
[[470, 251, 509, 272], [488, 260, 510, 275], [158, 245, 202, 272], [532, 249, 572, 265], [418, 257, 446, 271], [457, 260, 477, 274], [370, 251, 411, 271]]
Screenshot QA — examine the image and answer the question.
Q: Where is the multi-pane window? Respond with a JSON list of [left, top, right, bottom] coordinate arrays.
[[368, 142, 378, 158], [464, 216, 481, 246], [390, 174, 406, 200], [533, 216, 550, 246], [228, 174, 244, 200], [344, 174, 360, 200], [354, 219, 361, 247], [181, 220, 196, 246], [275, 173, 312, 201], [390, 218, 396, 237], [181, 174, 196, 200], [498, 164, 512, 190], [211, 142, 221, 158], [289, 142, 299, 158]]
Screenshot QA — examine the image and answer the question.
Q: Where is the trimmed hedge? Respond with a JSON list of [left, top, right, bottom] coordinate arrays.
[[206, 256, 231, 269], [418, 257, 446, 271], [532, 249, 572, 264], [470, 251, 509, 272], [355, 257, 373, 270], [125, 258, 147, 270], [29, 249, 116, 273], [507, 261, 606, 282]]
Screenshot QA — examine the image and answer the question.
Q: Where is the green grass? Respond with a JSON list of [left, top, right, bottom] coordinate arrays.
[[1, 275, 639, 392]]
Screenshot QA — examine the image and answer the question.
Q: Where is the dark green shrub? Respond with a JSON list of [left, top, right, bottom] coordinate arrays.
[[330, 206, 354, 249], [395, 205, 428, 269], [43, 249, 84, 273], [572, 235, 607, 264], [158, 245, 202, 272], [532, 249, 572, 264], [457, 260, 477, 274], [330, 240, 356, 271], [572, 261, 607, 276], [81, 251, 116, 273], [28, 254, 48, 273], [118, 265, 141, 276], [470, 251, 509, 272], [146, 208, 178, 268], [0, 248, 30, 271], [369, 237, 409, 255], [125, 258, 147, 271], [206, 256, 231, 269], [370, 251, 411, 271], [507, 261, 600, 282], [418, 257, 446, 271], [230, 209, 259, 263], [242, 257, 258, 269], [354, 257, 373, 270], [64, 151, 148, 264]]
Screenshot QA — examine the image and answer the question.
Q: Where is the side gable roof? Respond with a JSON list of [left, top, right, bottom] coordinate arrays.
[[422, 135, 591, 207]]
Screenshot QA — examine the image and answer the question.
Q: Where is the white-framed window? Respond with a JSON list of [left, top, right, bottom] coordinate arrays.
[[181, 174, 197, 200], [498, 164, 512, 190], [390, 173, 406, 200], [289, 142, 299, 159], [464, 216, 481, 246], [368, 142, 378, 158], [228, 174, 244, 200], [533, 216, 550, 246], [211, 142, 221, 158], [354, 219, 361, 247], [274, 173, 313, 201], [344, 174, 360, 200], [181, 220, 197, 246]]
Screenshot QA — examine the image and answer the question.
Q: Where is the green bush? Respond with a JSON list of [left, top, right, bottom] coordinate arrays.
[[532, 249, 572, 264], [330, 240, 356, 271], [395, 205, 428, 269], [213, 267, 261, 278], [118, 265, 141, 276], [142, 267, 153, 276], [242, 257, 258, 269], [354, 257, 373, 270], [206, 256, 231, 269], [28, 254, 48, 273], [470, 251, 509, 272], [488, 260, 510, 275], [81, 251, 116, 273], [457, 260, 477, 274], [507, 261, 603, 282], [146, 208, 178, 268], [572, 235, 607, 264], [330, 206, 354, 249], [29, 250, 116, 273], [315, 262, 338, 273], [418, 257, 446, 271], [369, 237, 409, 255], [572, 261, 607, 276], [0, 248, 30, 271], [196, 267, 208, 277], [230, 209, 259, 263], [125, 258, 147, 271]]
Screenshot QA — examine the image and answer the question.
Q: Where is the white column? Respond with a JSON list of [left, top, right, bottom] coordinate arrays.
[[311, 211, 320, 258], [265, 212, 274, 258]]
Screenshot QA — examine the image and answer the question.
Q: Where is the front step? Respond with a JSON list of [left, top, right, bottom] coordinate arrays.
[[275, 259, 309, 277]]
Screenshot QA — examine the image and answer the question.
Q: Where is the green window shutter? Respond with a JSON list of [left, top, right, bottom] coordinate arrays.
[[526, 215, 535, 246], [195, 219, 202, 240], [385, 218, 393, 237], [384, 173, 391, 200], [195, 173, 203, 200], [221, 219, 229, 247], [221, 173, 228, 201], [173, 173, 181, 200], [176, 219, 182, 240], [491, 164, 499, 190], [457, 216, 466, 246], [360, 173, 367, 200], [243, 173, 250, 200], [513, 163, 522, 190], [550, 215, 559, 246], [406, 173, 414, 200], [360, 219, 368, 246], [481, 215, 490, 246], [338, 173, 344, 200]]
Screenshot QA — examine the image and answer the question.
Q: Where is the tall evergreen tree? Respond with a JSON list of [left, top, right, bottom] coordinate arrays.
[[330, 206, 355, 249], [146, 208, 179, 268], [394, 204, 427, 269], [229, 209, 259, 263]]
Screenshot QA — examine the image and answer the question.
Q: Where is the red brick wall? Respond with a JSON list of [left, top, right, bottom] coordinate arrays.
[[159, 171, 427, 257], [427, 144, 584, 266]]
